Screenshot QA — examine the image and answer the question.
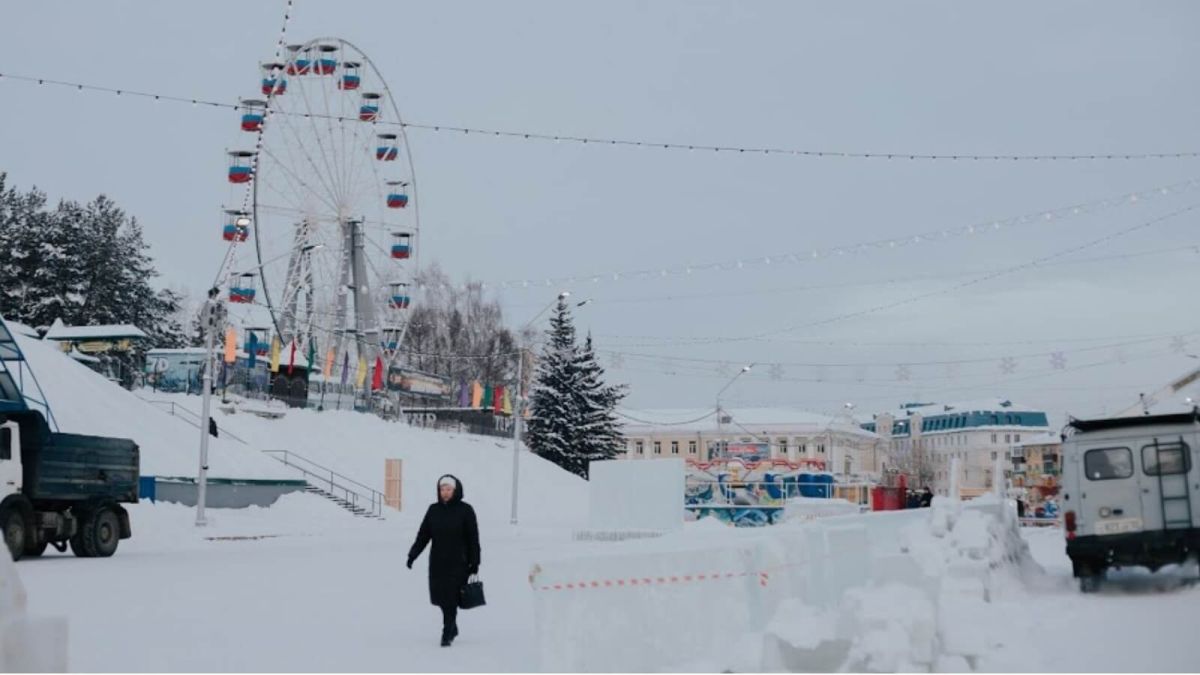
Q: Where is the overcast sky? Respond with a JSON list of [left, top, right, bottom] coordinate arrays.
[[3, 1, 1199, 423]]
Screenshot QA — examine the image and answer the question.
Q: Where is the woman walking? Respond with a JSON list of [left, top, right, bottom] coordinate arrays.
[[407, 474, 481, 647]]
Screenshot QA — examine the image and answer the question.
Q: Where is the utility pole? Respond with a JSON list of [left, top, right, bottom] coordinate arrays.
[[196, 287, 223, 527]]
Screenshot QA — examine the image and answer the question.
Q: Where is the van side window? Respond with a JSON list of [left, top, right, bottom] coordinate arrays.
[[1084, 447, 1133, 481], [1142, 442, 1191, 476], [0, 427, 10, 461]]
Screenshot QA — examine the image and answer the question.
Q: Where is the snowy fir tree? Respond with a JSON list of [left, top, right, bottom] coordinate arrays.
[[0, 173, 186, 348], [526, 299, 626, 479], [572, 333, 627, 477]]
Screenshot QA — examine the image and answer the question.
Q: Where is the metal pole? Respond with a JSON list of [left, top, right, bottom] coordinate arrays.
[[510, 345, 524, 525], [196, 292, 219, 527]]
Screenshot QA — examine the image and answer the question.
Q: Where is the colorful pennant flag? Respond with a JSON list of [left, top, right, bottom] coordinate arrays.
[[355, 357, 368, 388], [470, 381, 483, 408], [247, 333, 258, 369], [340, 351, 350, 385], [269, 336, 282, 373], [223, 327, 237, 364], [371, 356, 384, 391], [287, 340, 297, 376], [323, 349, 335, 378]]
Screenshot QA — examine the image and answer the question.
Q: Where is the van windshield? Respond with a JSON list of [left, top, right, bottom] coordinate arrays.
[[1084, 447, 1133, 480]]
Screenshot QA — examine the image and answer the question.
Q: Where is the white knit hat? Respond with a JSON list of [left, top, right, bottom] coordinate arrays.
[[438, 476, 458, 489]]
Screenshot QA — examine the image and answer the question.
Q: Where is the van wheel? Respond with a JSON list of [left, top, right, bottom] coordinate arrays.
[[86, 507, 121, 557]]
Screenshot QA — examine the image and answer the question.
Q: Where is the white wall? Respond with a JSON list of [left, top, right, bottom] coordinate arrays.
[[588, 458, 684, 532]]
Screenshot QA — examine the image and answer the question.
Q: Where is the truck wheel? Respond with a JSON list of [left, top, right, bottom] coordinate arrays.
[[23, 539, 48, 558], [86, 507, 121, 558], [1, 507, 26, 562], [69, 509, 93, 558]]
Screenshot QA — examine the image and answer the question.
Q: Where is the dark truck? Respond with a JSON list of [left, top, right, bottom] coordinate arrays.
[[0, 409, 139, 560]]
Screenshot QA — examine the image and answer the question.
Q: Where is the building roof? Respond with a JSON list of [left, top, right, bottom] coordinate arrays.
[[43, 319, 147, 341], [619, 407, 878, 439], [67, 348, 101, 364], [2, 320, 39, 338], [879, 398, 1044, 417], [1013, 432, 1061, 448], [1067, 409, 1200, 434]]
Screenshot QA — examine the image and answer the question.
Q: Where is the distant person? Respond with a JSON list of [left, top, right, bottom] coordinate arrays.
[[920, 487, 933, 508], [1016, 497, 1026, 518], [208, 418, 218, 438], [906, 490, 920, 509], [407, 475, 481, 647]]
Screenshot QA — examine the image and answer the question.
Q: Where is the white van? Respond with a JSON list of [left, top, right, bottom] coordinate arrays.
[[1061, 410, 1199, 591]]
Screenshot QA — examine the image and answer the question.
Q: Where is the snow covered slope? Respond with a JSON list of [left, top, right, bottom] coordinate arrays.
[[146, 392, 588, 527], [14, 333, 286, 479]]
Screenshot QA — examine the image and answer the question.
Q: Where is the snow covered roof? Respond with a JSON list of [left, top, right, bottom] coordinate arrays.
[[43, 318, 147, 341], [876, 398, 1044, 418], [619, 407, 878, 438], [2, 320, 40, 338], [1013, 431, 1060, 447], [67, 348, 101, 364]]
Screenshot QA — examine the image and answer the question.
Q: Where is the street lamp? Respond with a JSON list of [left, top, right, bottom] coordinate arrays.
[[511, 291, 574, 525], [713, 364, 753, 459]]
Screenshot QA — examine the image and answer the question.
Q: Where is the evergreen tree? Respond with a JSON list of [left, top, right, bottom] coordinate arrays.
[[526, 303, 627, 479], [572, 333, 627, 476], [525, 297, 583, 476]]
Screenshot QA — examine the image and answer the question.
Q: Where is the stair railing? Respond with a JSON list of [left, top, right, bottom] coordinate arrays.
[[140, 398, 249, 445], [261, 449, 386, 518]]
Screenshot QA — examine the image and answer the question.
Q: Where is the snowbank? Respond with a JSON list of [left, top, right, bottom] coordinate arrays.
[[531, 497, 1038, 672], [0, 541, 67, 671], [15, 334, 286, 479]]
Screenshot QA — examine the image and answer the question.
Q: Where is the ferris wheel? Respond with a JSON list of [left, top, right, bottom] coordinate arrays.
[[220, 37, 418, 380]]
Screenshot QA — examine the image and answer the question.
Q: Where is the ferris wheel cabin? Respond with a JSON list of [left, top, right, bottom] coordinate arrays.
[[260, 62, 287, 96], [360, 92, 381, 121], [386, 181, 410, 209], [381, 326, 403, 352], [227, 151, 255, 184], [339, 61, 362, 90], [229, 274, 257, 304], [315, 44, 338, 75], [376, 133, 399, 161], [390, 232, 412, 259], [240, 99, 267, 132], [285, 45, 312, 76], [389, 282, 411, 310], [222, 210, 251, 242]]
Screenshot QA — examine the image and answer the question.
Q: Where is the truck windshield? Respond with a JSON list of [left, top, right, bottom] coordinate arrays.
[[1084, 447, 1133, 481], [1142, 442, 1192, 476]]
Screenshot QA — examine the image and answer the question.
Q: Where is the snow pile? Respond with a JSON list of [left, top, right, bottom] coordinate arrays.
[[150, 392, 588, 527], [14, 333, 286, 479], [532, 496, 1038, 672], [0, 541, 67, 671], [782, 496, 861, 523]]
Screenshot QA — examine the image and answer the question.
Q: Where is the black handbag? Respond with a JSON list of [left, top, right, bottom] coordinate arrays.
[[459, 574, 486, 610]]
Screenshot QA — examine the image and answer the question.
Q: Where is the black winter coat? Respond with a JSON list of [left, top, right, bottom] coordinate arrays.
[[407, 474, 481, 607]]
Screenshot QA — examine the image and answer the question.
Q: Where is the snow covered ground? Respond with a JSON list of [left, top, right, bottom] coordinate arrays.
[[10, 334, 1200, 671]]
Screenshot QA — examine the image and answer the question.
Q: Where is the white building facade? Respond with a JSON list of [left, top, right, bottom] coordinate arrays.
[[862, 399, 1052, 496], [619, 407, 884, 480]]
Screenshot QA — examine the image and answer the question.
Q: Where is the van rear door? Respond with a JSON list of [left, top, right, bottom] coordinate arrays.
[[1079, 443, 1142, 537], [1138, 434, 1195, 531]]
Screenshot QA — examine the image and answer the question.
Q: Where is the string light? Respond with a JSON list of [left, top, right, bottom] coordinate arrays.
[[3, 70, 1199, 163], [487, 176, 1200, 291]]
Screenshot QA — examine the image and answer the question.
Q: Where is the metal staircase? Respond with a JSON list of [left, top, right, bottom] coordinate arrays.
[[263, 449, 387, 519]]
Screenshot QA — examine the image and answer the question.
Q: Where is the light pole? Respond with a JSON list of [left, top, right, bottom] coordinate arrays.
[[511, 291, 589, 525], [195, 286, 224, 527], [713, 364, 753, 459]]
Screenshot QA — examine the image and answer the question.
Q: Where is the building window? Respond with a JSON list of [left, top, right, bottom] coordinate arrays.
[[800, 443, 807, 455], [653, 441, 662, 455], [991, 451, 998, 461], [635, 440, 644, 455], [777, 438, 787, 456], [1005, 434, 1011, 444], [688, 440, 697, 454], [991, 433, 998, 444], [1014, 434, 1020, 443], [670, 441, 679, 455], [818, 444, 826, 454]]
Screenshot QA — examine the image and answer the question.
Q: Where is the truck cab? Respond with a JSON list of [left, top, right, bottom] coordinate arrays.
[[0, 410, 138, 560], [1061, 410, 1200, 591]]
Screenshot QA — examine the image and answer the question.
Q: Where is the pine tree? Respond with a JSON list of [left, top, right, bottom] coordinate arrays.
[[526, 297, 584, 476], [572, 333, 627, 477]]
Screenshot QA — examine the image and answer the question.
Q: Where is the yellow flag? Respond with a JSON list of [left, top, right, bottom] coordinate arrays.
[[223, 327, 237, 364], [470, 381, 483, 408], [502, 388, 513, 415], [355, 357, 368, 388], [269, 336, 281, 373], [323, 349, 334, 378]]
